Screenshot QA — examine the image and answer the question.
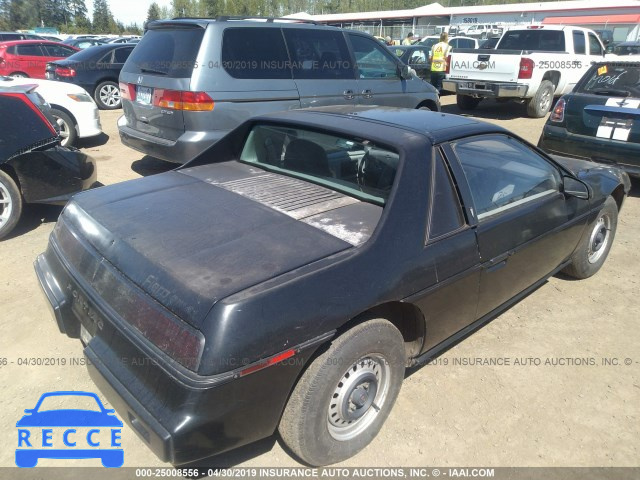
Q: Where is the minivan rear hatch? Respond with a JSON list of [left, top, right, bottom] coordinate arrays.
[[120, 23, 206, 142]]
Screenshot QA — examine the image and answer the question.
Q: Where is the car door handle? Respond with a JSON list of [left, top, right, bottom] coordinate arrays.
[[362, 89, 373, 99], [485, 251, 514, 272], [343, 90, 355, 100]]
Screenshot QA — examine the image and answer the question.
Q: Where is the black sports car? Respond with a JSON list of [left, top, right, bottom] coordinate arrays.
[[35, 107, 630, 466], [538, 61, 640, 178], [45, 43, 135, 109], [0, 85, 97, 239]]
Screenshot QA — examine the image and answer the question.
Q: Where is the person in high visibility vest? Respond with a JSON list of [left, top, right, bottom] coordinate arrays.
[[429, 32, 452, 94], [402, 32, 414, 45]]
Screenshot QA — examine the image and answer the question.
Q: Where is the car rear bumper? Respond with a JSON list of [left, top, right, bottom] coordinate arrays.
[[118, 115, 228, 164], [34, 240, 321, 465], [443, 79, 529, 98], [539, 124, 640, 178]]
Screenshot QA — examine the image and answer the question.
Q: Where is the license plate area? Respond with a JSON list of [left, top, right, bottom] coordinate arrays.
[[136, 86, 153, 105]]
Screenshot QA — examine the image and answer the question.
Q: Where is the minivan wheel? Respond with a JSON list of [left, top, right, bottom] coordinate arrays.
[[563, 196, 618, 279], [50, 108, 77, 147], [0, 170, 22, 240], [95, 81, 121, 109], [279, 319, 405, 466]]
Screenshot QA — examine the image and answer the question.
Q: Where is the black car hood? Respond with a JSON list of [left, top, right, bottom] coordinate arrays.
[[60, 169, 353, 328]]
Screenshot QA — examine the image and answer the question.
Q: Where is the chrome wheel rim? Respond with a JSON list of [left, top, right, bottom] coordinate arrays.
[[327, 354, 391, 441], [100, 84, 120, 107], [10, 73, 26, 78], [588, 213, 611, 264], [54, 116, 70, 146], [0, 182, 13, 227], [540, 88, 552, 112]]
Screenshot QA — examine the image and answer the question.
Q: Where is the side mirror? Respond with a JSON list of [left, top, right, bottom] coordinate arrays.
[[399, 64, 413, 80], [563, 176, 590, 200]]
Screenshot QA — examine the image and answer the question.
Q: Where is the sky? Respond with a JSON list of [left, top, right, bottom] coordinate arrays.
[[85, 0, 173, 26]]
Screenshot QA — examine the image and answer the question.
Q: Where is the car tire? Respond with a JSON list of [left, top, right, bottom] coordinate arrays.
[[50, 108, 77, 147], [9, 72, 28, 78], [94, 81, 121, 110], [0, 170, 23, 240], [457, 94, 481, 111], [526, 80, 554, 118], [563, 196, 618, 279], [279, 318, 405, 466]]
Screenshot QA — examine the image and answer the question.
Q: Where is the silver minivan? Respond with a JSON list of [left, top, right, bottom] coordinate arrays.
[[118, 18, 440, 163]]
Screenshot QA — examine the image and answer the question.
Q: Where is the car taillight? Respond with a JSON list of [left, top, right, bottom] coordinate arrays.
[[518, 58, 534, 79], [154, 89, 214, 111], [55, 66, 76, 77], [550, 97, 566, 123], [445, 54, 452, 74], [119, 82, 135, 101]]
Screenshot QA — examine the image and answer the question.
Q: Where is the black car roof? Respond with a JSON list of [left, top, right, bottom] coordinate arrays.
[[254, 106, 506, 145]]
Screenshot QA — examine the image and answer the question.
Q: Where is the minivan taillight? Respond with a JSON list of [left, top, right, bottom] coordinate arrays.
[[550, 97, 566, 123], [445, 54, 452, 74], [119, 82, 135, 101], [518, 58, 534, 79], [55, 66, 76, 77], [154, 89, 214, 111]]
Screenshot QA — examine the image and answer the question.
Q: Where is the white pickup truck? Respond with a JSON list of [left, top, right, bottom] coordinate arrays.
[[443, 26, 607, 117]]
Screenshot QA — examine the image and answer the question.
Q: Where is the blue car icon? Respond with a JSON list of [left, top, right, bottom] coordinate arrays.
[[16, 391, 123, 468]]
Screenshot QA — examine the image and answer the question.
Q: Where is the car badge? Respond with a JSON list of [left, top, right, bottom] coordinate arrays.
[[137, 76, 143, 84]]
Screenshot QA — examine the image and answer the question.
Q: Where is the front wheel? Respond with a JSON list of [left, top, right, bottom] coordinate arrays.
[[526, 80, 554, 118], [279, 319, 406, 466], [563, 196, 618, 279], [94, 81, 121, 109], [50, 108, 77, 147], [0, 170, 22, 240]]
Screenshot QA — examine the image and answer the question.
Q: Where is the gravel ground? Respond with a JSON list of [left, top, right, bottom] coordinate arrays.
[[0, 95, 638, 470]]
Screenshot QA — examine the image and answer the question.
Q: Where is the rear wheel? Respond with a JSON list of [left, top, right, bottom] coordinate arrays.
[[50, 108, 77, 147], [0, 170, 22, 240], [94, 81, 121, 109], [9, 72, 28, 78], [526, 80, 554, 118], [563, 196, 618, 279], [279, 319, 405, 466], [457, 94, 481, 111]]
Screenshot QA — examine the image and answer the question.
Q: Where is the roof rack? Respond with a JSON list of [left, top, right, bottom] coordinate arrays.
[[170, 15, 319, 25]]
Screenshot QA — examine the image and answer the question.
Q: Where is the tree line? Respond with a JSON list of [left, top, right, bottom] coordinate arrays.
[[0, 0, 566, 35]]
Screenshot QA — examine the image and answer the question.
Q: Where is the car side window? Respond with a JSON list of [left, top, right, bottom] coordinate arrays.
[[453, 135, 561, 221], [283, 29, 354, 80], [16, 44, 44, 56], [588, 33, 603, 55], [409, 49, 427, 64], [42, 44, 74, 57], [348, 34, 400, 79], [573, 31, 586, 55], [222, 27, 291, 79], [97, 51, 114, 63], [428, 151, 465, 241], [114, 47, 133, 64]]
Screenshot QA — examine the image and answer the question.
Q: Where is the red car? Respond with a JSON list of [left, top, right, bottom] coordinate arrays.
[[0, 40, 79, 79]]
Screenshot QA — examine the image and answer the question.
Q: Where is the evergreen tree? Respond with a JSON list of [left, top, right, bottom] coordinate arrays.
[[0, 0, 11, 30], [147, 2, 161, 22], [92, 0, 114, 32]]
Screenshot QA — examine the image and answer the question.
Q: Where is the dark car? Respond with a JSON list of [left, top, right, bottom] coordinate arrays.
[[611, 41, 640, 56], [0, 85, 97, 239], [35, 107, 630, 467], [392, 45, 432, 80], [45, 43, 135, 109], [0, 32, 44, 41], [538, 61, 640, 177]]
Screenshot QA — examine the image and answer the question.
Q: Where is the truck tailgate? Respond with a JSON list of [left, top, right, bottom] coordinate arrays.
[[448, 49, 523, 82]]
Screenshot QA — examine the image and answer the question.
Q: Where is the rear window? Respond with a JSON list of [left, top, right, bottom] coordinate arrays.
[[222, 28, 291, 79], [240, 124, 399, 205], [498, 30, 566, 52], [124, 27, 204, 78], [577, 64, 640, 97]]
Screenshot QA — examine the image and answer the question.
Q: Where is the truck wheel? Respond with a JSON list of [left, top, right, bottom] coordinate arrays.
[[279, 318, 406, 466], [526, 80, 554, 118], [0, 170, 22, 240], [563, 196, 618, 279], [457, 94, 481, 111]]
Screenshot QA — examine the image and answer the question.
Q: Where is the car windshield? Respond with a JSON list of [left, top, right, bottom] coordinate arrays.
[[35, 395, 103, 412], [578, 64, 640, 97], [240, 124, 399, 205]]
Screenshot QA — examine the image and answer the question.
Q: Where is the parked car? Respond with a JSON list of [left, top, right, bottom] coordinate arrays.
[[46, 43, 135, 109], [420, 35, 479, 50], [460, 24, 503, 40], [36, 106, 629, 467], [538, 61, 640, 178], [2, 75, 102, 147], [0, 85, 97, 239], [610, 41, 640, 56], [62, 38, 108, 49], [106, 36, 141, 44], [0, 40, 79, 78], [0, 32, 44, 41], [118, 18, 439, 163]]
